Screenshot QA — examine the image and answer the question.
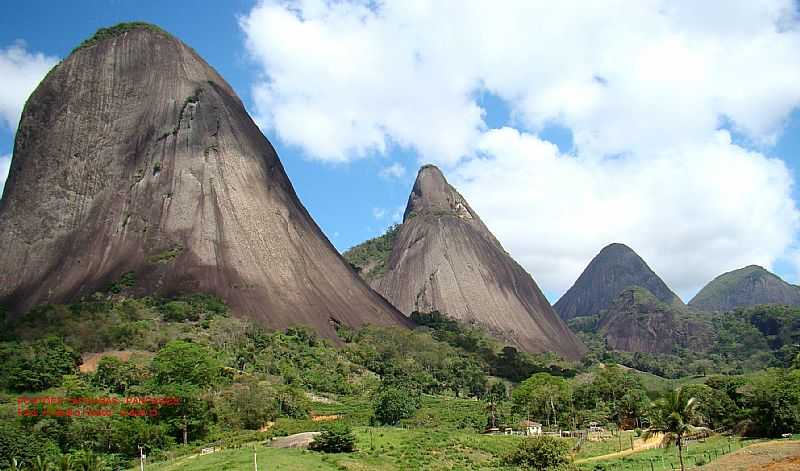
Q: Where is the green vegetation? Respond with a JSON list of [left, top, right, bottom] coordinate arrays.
[[644, 388, 701, 471], [105, 271, 136, 294], [503, 436, 571, 469], [2, 295, 799, 469], [0, 337, 80, 391], [342, 224, 400, 280], [73, 22, 168, 53], [576, 304, 800, 378], [412, 310, 577, 382], [309, 422, 356, 453], [146, 245, 184, 264], [575, 435, 751, 471], [372, 387, 420, 425], [688, 265, 782, 309]]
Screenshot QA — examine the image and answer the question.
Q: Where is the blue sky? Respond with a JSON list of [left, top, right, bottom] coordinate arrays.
[[1, 1, 800, 302], [0, 0, 415, 249]]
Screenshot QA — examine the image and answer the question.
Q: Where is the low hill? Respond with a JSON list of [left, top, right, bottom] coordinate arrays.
[[689, 265, 800, 312]]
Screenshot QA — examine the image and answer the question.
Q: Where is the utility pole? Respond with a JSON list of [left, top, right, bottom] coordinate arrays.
[[138, 445, 145, 471], [253, 444, 258, 471]]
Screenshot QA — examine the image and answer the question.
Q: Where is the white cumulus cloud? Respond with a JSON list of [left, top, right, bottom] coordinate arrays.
[[240, 0, 800, 297], [0, 154, 11, 195], [0, 41, 59, 131], [453, 128, 798, 298], [379, 162, 406, 179], [372, 207, 387, 220]]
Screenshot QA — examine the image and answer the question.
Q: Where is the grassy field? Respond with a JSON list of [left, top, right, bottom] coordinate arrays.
[[136, 432, 775, 471], [574, 435, 756, 470], [138, 427, 524, 470], [130, 394, 796, 470], [137, 395, 524, 470], [574, 431, 638, 459]]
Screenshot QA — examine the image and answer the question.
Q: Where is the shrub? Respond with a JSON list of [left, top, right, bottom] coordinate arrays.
[[214, 381, 279, 430], [373, 387, 420, 425], [160, 301, 197, 322], [93, 356, 146, 394], [309, 422, 355, 453], [106, 271, 136, 294], [275, 385, 310, 419], [150, 340, 221, 387], [503, 436, 571, 470]]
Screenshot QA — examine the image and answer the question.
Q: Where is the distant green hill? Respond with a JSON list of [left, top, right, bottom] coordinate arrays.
[[689, 265, 800, 312]]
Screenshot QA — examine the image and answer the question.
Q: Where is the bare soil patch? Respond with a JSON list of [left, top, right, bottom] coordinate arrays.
[[696, 440, 800, 470]]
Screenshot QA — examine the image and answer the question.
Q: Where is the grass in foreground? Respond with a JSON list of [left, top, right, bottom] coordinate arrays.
[[136, 426, 524, 471]]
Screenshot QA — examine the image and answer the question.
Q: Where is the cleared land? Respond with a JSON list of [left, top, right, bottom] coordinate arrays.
[[695, 439, 800, 471]]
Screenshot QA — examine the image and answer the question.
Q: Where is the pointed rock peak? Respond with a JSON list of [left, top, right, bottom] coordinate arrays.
[[554, 242, 683, 320], [404, 165, 474, 222], [0, 22, 411, 340]]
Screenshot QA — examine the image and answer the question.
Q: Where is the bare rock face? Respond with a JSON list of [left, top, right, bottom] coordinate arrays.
[[689, 265, 800, 312], [0, 24, 411, 338], [596, 287, 713, 354], [370, 165, 585, 360], [554, 243, 683, 320]]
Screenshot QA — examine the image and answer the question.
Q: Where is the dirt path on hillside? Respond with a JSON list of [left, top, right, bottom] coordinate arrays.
[[575, 434, 664, 463], [694, 440, 800, 470]]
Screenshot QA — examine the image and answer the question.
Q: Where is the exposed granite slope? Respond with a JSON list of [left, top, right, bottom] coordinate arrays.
[[555, 243, 683, 320], [370, 165, 585, 360], [0, 24, 412, 338]]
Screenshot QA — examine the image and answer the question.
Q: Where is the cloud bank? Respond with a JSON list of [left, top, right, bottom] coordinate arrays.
[[0, 42, 58, 194], [241, 0, 800, 298], [0, 42, 58, 131]]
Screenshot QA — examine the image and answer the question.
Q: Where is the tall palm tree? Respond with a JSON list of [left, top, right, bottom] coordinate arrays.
[[644, 387, 704, 471]]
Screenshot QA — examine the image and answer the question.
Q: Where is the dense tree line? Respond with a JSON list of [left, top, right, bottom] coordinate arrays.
[[1, 296, 799, 469]]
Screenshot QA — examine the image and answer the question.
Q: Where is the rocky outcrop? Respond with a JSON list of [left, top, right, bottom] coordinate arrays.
[[367, 165, 585, 360], [0, 23, 411, 338], [689, 265, 800, 312], [554, 243, 683, 320], [596, 287, 713, 354]]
